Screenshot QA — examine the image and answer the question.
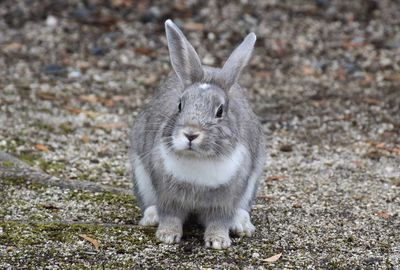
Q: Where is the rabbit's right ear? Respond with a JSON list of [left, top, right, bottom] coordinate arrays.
[[165, 20, 204, 88]]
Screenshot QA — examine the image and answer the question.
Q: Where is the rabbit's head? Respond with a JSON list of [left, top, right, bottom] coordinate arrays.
[[162, 20, 256, 158]]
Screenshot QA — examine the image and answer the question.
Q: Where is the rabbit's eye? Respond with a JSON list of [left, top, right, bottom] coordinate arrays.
[[215, 105, 223, 118], [178, 101, 182, 112]]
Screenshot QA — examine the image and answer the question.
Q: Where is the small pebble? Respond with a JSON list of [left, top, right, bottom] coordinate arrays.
[[90, 47, 108, 56], [42, 64, 67, 75], [46, 15, 58, 27], [68, 70, 81, 79], [279, 144, 293, 152], [140, 6, 161, 23], [203, 54, 215, 65]]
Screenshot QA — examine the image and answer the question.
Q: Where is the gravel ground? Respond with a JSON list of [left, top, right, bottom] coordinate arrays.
[[0, 0, 399, 269]]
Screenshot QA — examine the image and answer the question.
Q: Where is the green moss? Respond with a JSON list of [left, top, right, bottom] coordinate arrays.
[[0, 161, 15, 167], [77, 169, 97, 181], [1, 175, 46, 190], [0, 221, 42, 245], [34, 223, 79, 242], [38, 159, 65, 174], [29, 182, 47, 191], [18, 152, 39, 166], [2, 175, 26, 186], [33, 121, 55, 132], [0, 138, 26, 153], [114, 167, 125, 177], [0, 221, 107, 246], [102, 162, 112, 171], [389, 177, 400, 187], [327, 259, 345, 269], [56, 264, 104, 270], [59, 122, 75, 134], [78, 171, 90, 180], [38, 108, 52, 113], [0, 187, 10, 217], [67, 191, 135, 206], [0, 220, 152, 250], [65, 191, 140, 223]]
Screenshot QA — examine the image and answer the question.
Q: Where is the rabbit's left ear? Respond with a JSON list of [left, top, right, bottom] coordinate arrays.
[[165, 19, 204, 88], [219, 33, 256, 90]]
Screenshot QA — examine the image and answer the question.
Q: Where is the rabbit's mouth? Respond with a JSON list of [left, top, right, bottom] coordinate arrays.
[[171, 127, 205, 153], [175, 144, 201, 156], [187, 141, 196, 150], [174, 145, 219, 159], [166, 135, 221, 159], [170, 140, 207, 158]]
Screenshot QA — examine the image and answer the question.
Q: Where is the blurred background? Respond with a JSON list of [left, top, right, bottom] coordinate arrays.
[[0, 0, 399, 268], [1, 0, 399, 183]]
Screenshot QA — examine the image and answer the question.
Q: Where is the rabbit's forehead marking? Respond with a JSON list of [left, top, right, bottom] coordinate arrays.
[[199, 83, 210, 89]]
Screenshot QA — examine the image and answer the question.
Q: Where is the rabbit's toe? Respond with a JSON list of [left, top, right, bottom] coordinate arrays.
[[204, 233, 231, 249], [156, 227, 182, 244], [139, 205, 159, 226], [230, 208, 255, 237], [156, 216, 183, 244], [204, 224, 231, 249]]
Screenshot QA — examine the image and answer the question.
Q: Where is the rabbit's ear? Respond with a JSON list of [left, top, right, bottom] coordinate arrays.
[[165, 19, 204, 87], [219, 33, 256, 90]]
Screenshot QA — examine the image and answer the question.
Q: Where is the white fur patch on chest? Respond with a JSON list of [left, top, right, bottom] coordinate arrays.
[[160, 144, 247, 187]]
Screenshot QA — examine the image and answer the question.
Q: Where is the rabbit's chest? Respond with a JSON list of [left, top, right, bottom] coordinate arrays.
[[160, 144, 247, 188], [163, 182, 235, 210]]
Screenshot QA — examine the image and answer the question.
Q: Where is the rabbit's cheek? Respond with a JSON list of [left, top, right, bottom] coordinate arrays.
[[172, 133, 189, 151]]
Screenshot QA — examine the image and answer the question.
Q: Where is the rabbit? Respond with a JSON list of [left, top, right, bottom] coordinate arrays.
[[129, 19, 266, 249]]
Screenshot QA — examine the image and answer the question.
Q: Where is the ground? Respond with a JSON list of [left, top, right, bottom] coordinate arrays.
[[0, 0, 399, 269]]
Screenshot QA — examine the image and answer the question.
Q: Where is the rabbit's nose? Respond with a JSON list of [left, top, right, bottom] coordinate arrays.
[[184, 133, 199, 142]]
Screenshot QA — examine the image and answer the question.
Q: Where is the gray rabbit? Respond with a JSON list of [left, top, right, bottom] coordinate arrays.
[[130, 20, 266, 249]]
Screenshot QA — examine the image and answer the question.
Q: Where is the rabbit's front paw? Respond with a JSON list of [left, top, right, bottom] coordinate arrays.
[[204, 224, 231, 249], [156, 217, 183, 244], [204, 233, 231, 249], [230, 208, 255, 237], [139, 205, 159, 226], [156, 227, 182, 244]]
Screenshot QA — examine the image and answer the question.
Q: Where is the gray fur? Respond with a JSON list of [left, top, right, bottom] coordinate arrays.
[[219, 32, 257, 90], [165, 19, 204, 87], [130, 20, 266, 249]]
